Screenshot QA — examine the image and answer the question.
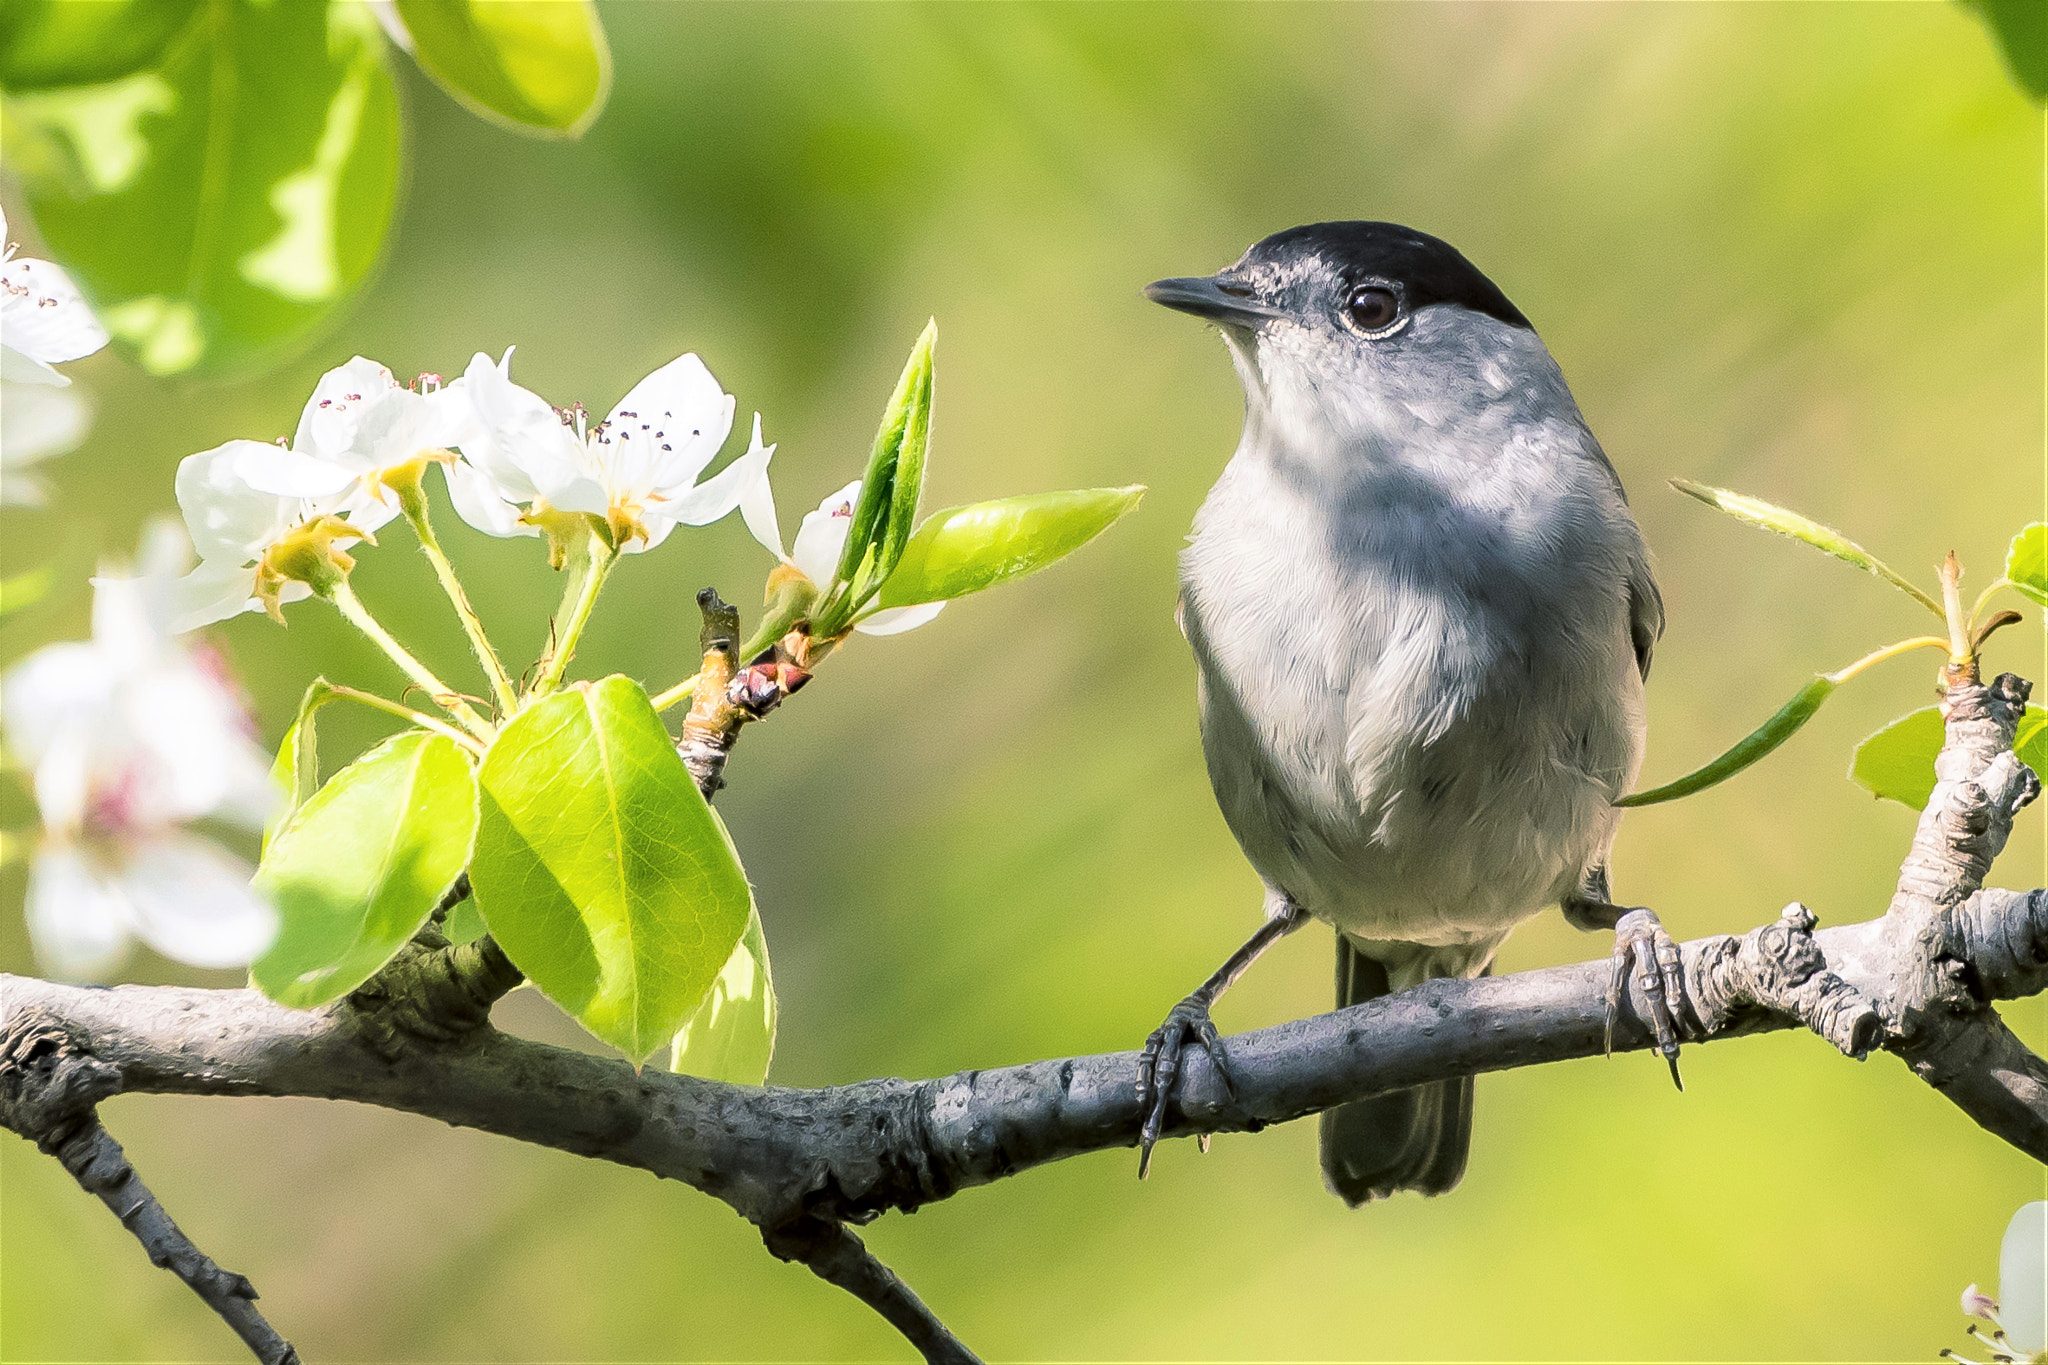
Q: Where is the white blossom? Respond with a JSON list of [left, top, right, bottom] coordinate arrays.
[[2, 522, 278, 980], [1949, 1202, 2047, 1365], [744, 476, 944, 636], [1, 381, 89, 507], [442, 347, 760, 551], [0, 206, 108, 387], [1, 206, 109, 502]]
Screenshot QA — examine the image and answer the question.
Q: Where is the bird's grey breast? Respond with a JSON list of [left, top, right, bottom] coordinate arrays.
[[1179, 322, 1651, 957]]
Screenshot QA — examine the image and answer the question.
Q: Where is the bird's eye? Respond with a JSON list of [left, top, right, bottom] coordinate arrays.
[[1345, 286, 1400, 332]]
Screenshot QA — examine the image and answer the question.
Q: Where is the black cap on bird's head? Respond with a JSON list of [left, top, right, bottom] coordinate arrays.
[[1145, 221, 1531, 339]]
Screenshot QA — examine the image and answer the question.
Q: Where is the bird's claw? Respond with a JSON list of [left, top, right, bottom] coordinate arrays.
[[1136, 993, 1231, 1178], [1605, 907, 1690, 1090]]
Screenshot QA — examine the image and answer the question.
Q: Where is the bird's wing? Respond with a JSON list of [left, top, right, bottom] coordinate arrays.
[[1626, 557, 1664, 683]]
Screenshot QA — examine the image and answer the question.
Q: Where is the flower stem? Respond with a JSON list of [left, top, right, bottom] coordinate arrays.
[[649, 674, 698, 714], [1823, 635, 1953, 684], [330, 582, 495, 741], [531, 538, 617, 696], [326, 684, 487, 756], [1968, 577, 2015, 633], [398, 483, 518, 716]]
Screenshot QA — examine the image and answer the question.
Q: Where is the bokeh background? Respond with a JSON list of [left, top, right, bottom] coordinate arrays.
[[3, 2, 2043, 1359]]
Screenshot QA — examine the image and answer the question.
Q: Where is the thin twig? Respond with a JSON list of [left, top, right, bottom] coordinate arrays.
[[0, 1015, 298, 1364]]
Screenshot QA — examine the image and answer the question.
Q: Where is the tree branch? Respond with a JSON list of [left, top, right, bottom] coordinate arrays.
[[6, 667, 2043, 1359], [0, 1011, 300, 1364]]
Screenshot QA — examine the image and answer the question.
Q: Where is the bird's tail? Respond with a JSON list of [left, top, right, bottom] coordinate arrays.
[[1319, 937, 1475, 1206]]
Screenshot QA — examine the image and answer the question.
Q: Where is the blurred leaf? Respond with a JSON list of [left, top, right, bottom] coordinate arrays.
[[1850, 705, 1944, 809], [470, 675, 750, 1065], [1617, 674, 1838, 807], [1965, 0, 2048, 103], [878, 486, 1147, 609], [0, 0, 199, 91], [836, 321, 937, 593], [2005, 523, 2047, 607], [392, 0, 609, 136], [252, 731, 478, 1008], [1853, 705, 2048, 809], [6, 0, 400, 375], [1670, 479, 1945, 617], [444, 895, 487, 946], [669, 903, 776, 1084], [0, 565, 52, 616]]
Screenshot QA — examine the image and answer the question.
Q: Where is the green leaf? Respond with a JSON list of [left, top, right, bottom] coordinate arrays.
[[2004, 523, 2047, 608], [7, 0, 400, 375], [1966, 0, 2048, 103], [444, 895, 487, 946], [1849, 705, 1944, 809], [0, 0, 200, 91], [1853, 705, 2048, 809], [263, 680, 331, 856], [252, 731, 479, 1008], [391, 0, 609, 136], [470, 675, 751, 1064], [668, 904, 776, 1084], [1670, 479, 1944, 618], [877, 486, 1147, 610], [1617, 674, 1838, 807], [835, 321, 937, 593]]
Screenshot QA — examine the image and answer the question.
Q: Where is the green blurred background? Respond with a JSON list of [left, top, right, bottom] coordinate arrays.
[[3, 1, 2043, 1359]]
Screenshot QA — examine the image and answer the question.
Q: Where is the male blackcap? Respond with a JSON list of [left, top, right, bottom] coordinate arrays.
[[1139, 222, 1685, 1203]]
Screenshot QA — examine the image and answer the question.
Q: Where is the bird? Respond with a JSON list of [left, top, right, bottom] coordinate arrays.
[[1138, 221, 1686, 1204]]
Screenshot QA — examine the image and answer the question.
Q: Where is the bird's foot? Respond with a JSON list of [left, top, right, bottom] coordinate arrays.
[[1136, 992, 1232, 1179], [1606, 907, 1690, 1089]]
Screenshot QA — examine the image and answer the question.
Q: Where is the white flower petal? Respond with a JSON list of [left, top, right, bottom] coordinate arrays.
[[604, 352, 735, 496], [1, 379, 89, 470], [855, 601, 946, 636], [1, 642, 116, 773], [0, 346, 68, 385], [654, 417, 775, 530], [169, 560, 267, 632], [734, 415, 784, 559], [616, 513, 676, 555], [454, 347, 568, 503], [2001, 1201, 2046, 1352], [0, 253, 109, 370], [791, 479, 862, 586], [226, 440, 358, 499], [125, 663, 274, 827], [26, 843, 133, 982], [176, 441, 304, 563], [121, 832, 276, 969], [441, 457, 536, 538], [293, 355, 398, 459]]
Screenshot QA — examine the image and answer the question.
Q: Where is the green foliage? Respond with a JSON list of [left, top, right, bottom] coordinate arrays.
[[879, 487, 1148, 609], [669, 904, 776, 1084], [470, 676, 751, 1065], [1853, 705, 2048, 809], [1671, 478, 1944, 616], [0, 567, 53, 617], [0, 0, 198, 91], [393, 0, 609, 136], [1618, 675, 1839, 807], [834, 320, 937, 599], [252, 731, 478, 1008], [4, 0, 400, 375], [2005, 523, 2047, 608], [1966, 0, 2048, 102]]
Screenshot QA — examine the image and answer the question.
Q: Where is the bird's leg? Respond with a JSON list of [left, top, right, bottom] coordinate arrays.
[[1137, 893, 1309, 1178], [1562, 866, 1689, 1090]]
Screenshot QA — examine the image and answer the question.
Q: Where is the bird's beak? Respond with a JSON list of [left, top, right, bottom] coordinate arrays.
[[1143, 275, 1287, 327]]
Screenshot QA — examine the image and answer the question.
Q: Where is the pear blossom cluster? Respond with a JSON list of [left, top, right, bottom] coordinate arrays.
[[1, 206, 109, 505], [172, 346, 947, 636], [1, 523, 279, 979]]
